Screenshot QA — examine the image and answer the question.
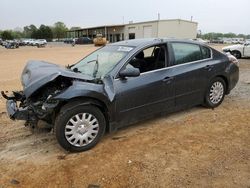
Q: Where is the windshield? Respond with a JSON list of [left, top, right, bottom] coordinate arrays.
[[71, 45, 134, 78]]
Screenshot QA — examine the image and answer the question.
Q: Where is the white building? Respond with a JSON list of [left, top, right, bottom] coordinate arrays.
[[67, 19, 198, 42]]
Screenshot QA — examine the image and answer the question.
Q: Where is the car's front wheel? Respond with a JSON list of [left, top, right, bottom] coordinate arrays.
[[231, 50, 241, 59], [55, 102, 106, 152], [204, 77, 226, 108]]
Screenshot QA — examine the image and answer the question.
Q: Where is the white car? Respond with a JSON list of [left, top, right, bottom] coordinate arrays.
[[222, 42, 250, 58], [191, 38, 209, 44]]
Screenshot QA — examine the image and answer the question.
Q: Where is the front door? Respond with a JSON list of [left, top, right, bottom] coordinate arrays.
[[243, 43, 250, 56], [114, 44, 175, 127]]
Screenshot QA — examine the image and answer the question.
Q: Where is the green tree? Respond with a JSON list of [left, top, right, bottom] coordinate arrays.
[[1, 30, 13, 40], [23, 24, 37, 38], [12, 31, 24, 39], [223, 32, 237, 38], [52, 22, 68, 40], [39, 25, 53, 41], [237, 34, 246, 39]]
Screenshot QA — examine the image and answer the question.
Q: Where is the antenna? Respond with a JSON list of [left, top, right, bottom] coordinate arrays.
[[158, 13, 160, 20]]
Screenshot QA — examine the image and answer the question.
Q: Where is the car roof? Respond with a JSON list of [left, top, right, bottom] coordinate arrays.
[[110, 38, 206, 47]]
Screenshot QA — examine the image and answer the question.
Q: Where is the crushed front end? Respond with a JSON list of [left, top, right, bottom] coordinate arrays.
[[1, 60, 97, 128], [2, 91, 31, 121], [1, 76, 72, 128]]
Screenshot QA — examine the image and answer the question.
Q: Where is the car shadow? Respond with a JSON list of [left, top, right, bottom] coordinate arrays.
[[110, 105, 206, 136]]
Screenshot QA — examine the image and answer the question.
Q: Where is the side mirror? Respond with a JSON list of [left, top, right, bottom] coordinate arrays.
[[119, 67, 140, 79]]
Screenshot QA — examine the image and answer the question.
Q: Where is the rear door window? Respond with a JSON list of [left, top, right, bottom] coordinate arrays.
[[171, 43, 202, 65], [201, 46, 211, 59]]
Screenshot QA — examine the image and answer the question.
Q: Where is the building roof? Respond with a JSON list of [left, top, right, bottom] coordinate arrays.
[[126, 19, 198, 26], [69, 24, 125, 31], [68, 19, 198, 32]]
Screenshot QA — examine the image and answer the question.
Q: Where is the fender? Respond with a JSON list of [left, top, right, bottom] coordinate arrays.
[[54, 80, 112, 108]]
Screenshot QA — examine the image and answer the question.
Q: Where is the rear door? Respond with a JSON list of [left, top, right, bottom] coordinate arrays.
[[168, 42, 213, 108]]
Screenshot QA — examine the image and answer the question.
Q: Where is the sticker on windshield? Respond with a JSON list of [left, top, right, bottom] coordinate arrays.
[[117, 46, 133, 52]]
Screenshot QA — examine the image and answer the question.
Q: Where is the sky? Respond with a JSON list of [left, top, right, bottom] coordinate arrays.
[[0, 0, 250, 34]]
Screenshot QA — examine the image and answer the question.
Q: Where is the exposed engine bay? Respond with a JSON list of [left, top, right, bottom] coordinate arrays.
[[2, 76, 72, 128]]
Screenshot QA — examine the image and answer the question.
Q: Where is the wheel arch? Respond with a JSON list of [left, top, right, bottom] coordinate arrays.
[[214, 75, 229, 94], [56, 97, 111, 132], [231, 50, 242, 58]]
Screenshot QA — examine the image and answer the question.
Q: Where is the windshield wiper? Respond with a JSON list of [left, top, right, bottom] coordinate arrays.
[[92, 55, 99, 78], [70, 58, 98, 74]]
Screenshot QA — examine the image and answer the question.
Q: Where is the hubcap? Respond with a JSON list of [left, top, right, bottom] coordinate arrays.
[[209, 81, 224, 104], [65, 113, 99, 147]]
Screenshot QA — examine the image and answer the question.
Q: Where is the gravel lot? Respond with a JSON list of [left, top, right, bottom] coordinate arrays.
[[0, 43, 249, 188]]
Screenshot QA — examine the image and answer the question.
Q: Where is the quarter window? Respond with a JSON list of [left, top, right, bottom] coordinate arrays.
[[201, 46, 211, 59], [171, 43, 202, 65]]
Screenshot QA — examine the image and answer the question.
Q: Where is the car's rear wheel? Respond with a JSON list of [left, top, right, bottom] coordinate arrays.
[[55, 103, 106, 152], [231, 50, 241, 59], [204, 77, 226, 108]]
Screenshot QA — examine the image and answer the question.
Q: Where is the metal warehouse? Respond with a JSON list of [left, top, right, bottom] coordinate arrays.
[[67, 19, 198, 42]]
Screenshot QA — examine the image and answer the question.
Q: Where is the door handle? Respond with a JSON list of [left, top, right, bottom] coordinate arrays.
[[163, 76, 174, 84], [204, 65, 214, 71]]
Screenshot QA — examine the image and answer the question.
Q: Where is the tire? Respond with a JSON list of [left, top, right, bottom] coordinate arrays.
[[55, 102, 106, 152], [231, 50, 241, 59], [204, 77, 226, 108]]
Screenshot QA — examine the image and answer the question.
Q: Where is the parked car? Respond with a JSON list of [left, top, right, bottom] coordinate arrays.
[[0, 38, 3, 46], [21, 39, 32, 45], [4, 40, 19, 49], [2, 38, 239, 152], [192, 38, 209, 44], [75, 37, 93, 45], [27, 39, 37, 46], [64, 38, 75, 44], [34, 39, 47, 47], [210, 39, 224, 44], [222, 42, 250, 58]]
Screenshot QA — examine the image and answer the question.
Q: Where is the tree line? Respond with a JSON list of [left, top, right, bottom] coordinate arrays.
[[0, 22, 69, 41], [1, 22, 250, 41], [198, 32, 250, 40]]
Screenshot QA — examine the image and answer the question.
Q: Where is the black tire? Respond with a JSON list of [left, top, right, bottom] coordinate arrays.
[[204, 77, 226, 108], [231, 50, 241, 59], [55, 102, 106, 152]]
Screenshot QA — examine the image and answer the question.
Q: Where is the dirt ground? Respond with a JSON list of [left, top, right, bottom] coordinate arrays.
[[0, 43, 249, 188]]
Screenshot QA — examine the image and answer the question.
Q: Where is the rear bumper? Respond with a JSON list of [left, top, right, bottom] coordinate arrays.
[[6, 100, 29, 120], [226, 63, 239, 94]]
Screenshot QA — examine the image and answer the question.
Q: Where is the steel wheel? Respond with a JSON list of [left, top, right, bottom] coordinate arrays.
[[65, 113, 99, 147]]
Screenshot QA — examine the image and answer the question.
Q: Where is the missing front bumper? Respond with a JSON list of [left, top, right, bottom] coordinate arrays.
[[6, 99, 29, 120]]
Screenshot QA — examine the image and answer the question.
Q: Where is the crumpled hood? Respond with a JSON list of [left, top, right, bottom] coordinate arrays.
[[21, 60, 94, 98]]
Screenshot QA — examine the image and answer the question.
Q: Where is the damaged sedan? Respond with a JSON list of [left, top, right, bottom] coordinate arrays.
[[2, 38, 239, 152]]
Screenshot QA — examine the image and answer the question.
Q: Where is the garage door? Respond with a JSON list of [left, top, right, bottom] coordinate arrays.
[[143, 26, 152, 38]]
